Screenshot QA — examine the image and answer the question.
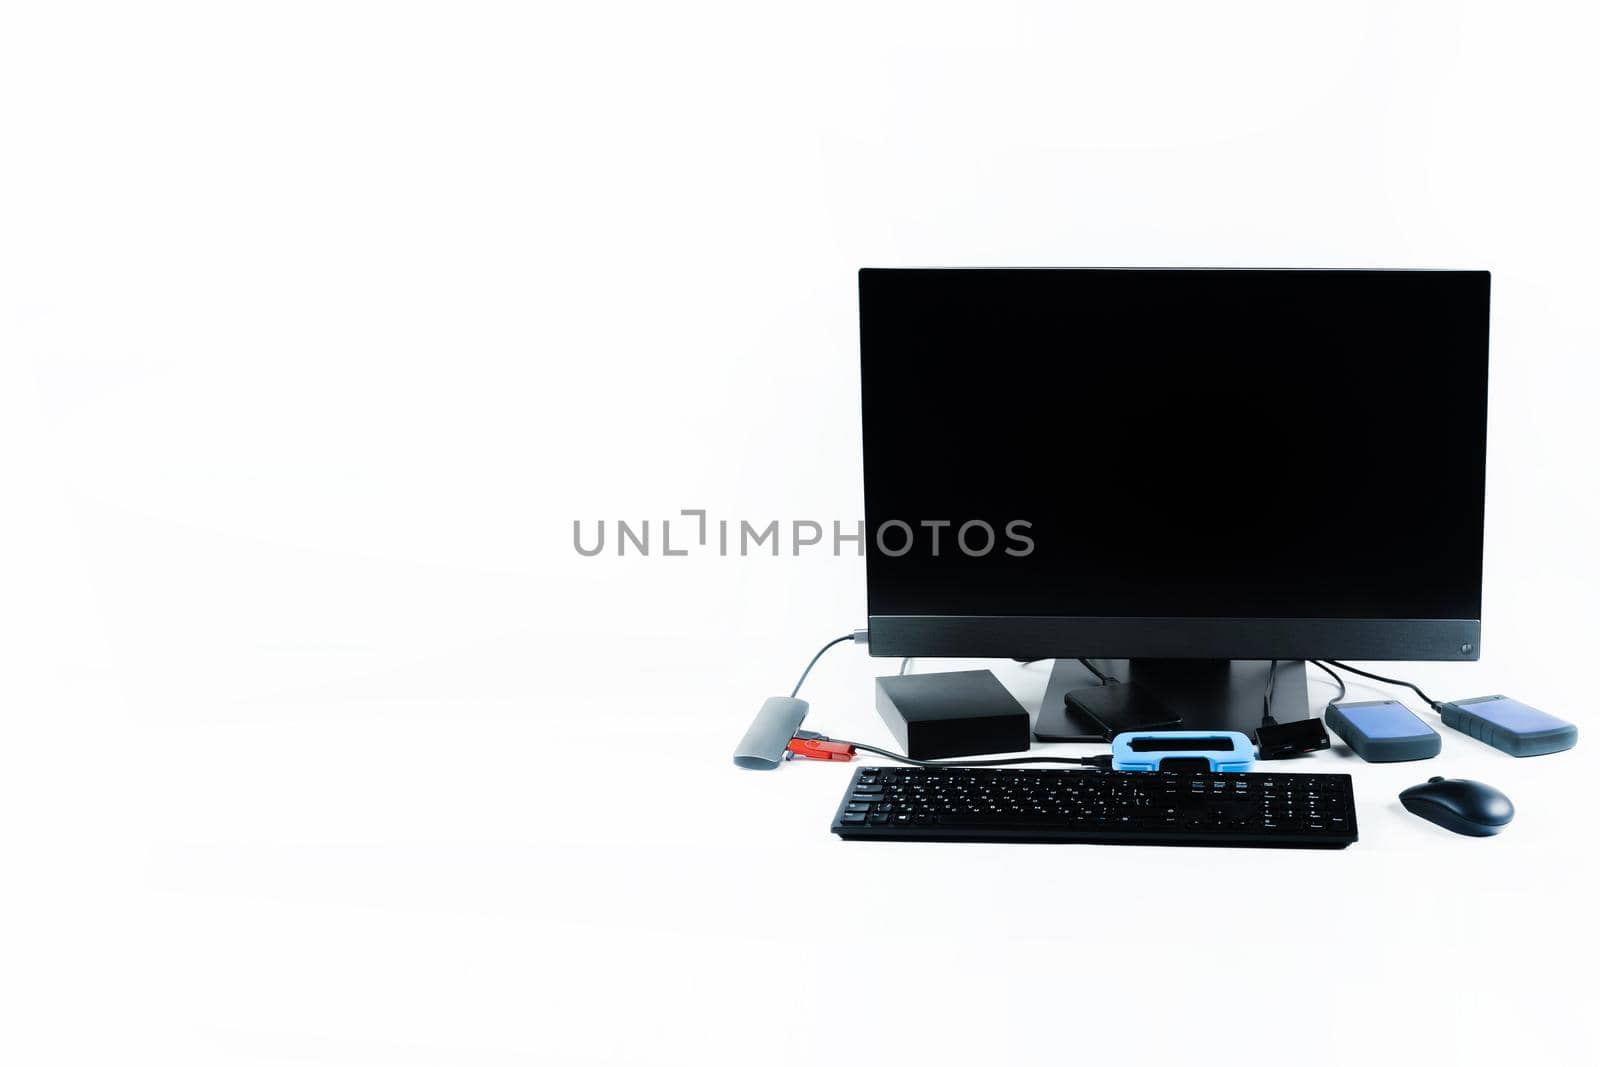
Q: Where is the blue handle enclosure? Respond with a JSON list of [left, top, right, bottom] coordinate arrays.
[[1439, 695, 1577, 757], [1111, 731, 1255, 772]]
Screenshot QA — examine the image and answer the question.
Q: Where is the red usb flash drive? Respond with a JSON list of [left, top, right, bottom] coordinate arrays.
[[785, 737, 856, 762]]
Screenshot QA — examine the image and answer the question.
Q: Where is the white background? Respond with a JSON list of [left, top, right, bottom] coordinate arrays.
[[4, 2, 1599, 1064]]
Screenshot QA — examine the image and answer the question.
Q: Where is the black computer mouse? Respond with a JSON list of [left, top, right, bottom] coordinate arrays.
[[1399, 776, 1514, 837]]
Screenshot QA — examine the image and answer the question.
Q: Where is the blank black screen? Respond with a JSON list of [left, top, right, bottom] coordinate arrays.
[[859, 268, 1488, 621]]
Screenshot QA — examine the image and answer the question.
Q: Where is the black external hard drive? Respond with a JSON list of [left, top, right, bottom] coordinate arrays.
[[1065, 682, 1182, 740], [874, 669, 1031, 759]]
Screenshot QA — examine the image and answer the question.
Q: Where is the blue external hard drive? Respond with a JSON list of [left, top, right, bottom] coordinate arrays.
[[1438, 695, 1578, 757], [1325, 699, 1441, 762]]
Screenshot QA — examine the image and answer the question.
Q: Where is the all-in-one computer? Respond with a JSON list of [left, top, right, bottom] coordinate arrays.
[[859, 267, 1491, 738]]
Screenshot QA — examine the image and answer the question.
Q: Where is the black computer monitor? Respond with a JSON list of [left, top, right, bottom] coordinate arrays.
[[858, 267, 1490, 733]]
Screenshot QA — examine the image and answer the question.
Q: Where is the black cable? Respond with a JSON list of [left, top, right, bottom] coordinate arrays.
[[1009, 658, 1117, 688], [1012, 657, 1116, 685], [1321, 660, 1439, 709], [815, 735, 1112, 769], [1308, 660, 1346, 708], [790, 634, 855, 699], [1077, 658, 1114, 685], [1261, 659, 1279, 725], [898, 657, 912, 676]]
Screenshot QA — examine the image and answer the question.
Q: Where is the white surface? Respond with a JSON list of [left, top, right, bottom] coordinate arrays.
[[4, 2, 1599, 1064]]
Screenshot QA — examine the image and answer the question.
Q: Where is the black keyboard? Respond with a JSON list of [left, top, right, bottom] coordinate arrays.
[[831, 766, 1358, 848]]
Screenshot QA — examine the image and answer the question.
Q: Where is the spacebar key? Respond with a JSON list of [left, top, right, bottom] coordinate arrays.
[[935, 814, 1080, 829]]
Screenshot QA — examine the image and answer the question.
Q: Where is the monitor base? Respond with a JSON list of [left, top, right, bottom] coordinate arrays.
[[1034, 658, 1311, 741]]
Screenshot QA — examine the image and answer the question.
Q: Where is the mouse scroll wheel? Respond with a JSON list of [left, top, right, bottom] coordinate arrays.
[[1428, 776, 1444, 783]]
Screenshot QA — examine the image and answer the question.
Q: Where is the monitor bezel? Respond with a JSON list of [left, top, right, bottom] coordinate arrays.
[[865, 614, 1480, 660]]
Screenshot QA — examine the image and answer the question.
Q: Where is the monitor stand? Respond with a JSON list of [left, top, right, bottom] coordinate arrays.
[[1033, 658, 1311, 741]]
